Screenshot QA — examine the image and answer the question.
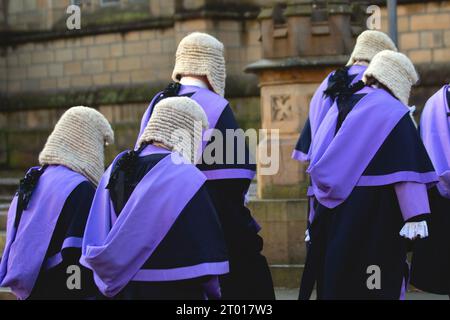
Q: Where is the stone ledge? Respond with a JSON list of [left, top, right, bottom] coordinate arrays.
[[245, 55, 350, 73], [0, 76, 259, 112], [371, 0, 443, 5], [0, 18, 174, 46], [1, 3, 259, 46], [0, 84, 163, 112]]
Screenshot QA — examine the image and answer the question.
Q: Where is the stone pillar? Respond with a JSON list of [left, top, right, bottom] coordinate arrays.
[[247, 0, 356, 200]]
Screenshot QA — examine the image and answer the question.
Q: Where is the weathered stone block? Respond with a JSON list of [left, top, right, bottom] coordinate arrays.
[[248, 198, 308, 265]]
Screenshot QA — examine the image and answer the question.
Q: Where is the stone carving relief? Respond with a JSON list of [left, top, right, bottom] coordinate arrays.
[[271, 94, 292, 122]]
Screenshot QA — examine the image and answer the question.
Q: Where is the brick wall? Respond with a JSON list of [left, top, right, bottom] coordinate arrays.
[[380, 1, 450, 64], [5, 29, 174, 93], [3, 18, 261, 95], [1, 0, 450, 170]]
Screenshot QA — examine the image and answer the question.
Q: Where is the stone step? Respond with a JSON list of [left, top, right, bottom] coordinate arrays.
[[0, 288, 14, 300], [0, 195, 13, 204], [248, 198, 308, 267], [0, 210, 6, 231], [270, 264, 303, 289], [0, 178, 18, 198], [0, 231, 6, 257]]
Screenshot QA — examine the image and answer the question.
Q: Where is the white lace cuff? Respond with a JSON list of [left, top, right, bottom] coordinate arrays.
[[399, 221, 429, 240], [305, 229, 310, 242]]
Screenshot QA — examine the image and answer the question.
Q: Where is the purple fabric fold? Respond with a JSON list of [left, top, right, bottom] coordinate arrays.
[[394, 182, 431, 221], [202, 168, 256, 180], [80, 145, 229, 298], [43, 237, 84, 271], [0, 166, 87, 300], [307, 87, 410, 208], [136, 85, 255, 180], [137, 85, 228, 152], [357, 171, 438, 187], [420, 85, 450, 198], [301, 65, 368, 163], [292, 150, 309, 162], [132, 261, 229, 282]]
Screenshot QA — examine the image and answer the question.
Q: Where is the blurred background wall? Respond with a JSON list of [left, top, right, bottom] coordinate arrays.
[[0, 0, 449, 292], [0, 0, 449, 170]]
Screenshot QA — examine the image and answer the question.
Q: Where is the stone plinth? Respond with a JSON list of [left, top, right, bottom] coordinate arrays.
[[246, 55, 348, 199], [249, 198, 307, 288]]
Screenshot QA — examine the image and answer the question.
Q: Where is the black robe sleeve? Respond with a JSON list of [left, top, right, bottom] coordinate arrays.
[[197, 106, 275, 299]]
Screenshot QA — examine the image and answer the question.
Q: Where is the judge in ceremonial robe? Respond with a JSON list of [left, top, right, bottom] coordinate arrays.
[[292, 31, 398, 241], [81, 97, 229, 300], [299, 51, 438, 300], [0, 106, 114, 300], [411, 85, 450, 296]]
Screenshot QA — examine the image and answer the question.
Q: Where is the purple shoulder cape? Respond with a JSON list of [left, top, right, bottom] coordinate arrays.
[[420, 85, 450, 198], [308, 86, 437, 208], [80, 145, 229, 298], [0, 166, 87, 300], [137, 85, 227, 149], [292, 65, 367, 162], [137, 85, 255, 180]]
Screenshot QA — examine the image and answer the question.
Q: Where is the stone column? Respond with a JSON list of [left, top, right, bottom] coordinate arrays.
[[247, 0, 355, 200]]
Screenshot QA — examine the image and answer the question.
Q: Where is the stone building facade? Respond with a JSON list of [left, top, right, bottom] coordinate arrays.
[[0, 0, 449, 289], [0, 0, 449, 170]]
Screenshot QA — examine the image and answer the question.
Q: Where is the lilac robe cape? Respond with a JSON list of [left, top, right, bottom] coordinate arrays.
[[292, 65, 367, 225], [0, 166, 88, 300], [137, 84, 256, 181], [308, 86, 437, 209], [419, 85, 450, 198], [411, 85, 450, 295], [299, 86, 438, 300], [80, 145, 229, 298], [292, 64, 367, 162]]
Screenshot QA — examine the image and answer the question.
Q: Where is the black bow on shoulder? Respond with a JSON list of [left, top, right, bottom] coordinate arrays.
[[323, 67, 365, 101], [15, 165, 48, 228]]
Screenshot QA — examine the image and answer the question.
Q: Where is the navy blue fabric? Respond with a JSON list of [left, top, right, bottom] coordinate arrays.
[[197, 105, 256, 173], [411, 187, 450, 295], [141, 183, 228, 269], [335, 94, 365, 133], [300, 185, 408, 300], [204, 179, 274, 300], [299, 89, 434, 300], [115, 277, 208, 300], [363, 113, 435, 176], [29, 181, 98, 300], [295, 117, 312, 154]]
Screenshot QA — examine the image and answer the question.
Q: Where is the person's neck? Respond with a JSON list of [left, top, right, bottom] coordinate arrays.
[[151, 141, 171, 151], [353, 60, 369, 67], [180, 76, 209, 89]]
